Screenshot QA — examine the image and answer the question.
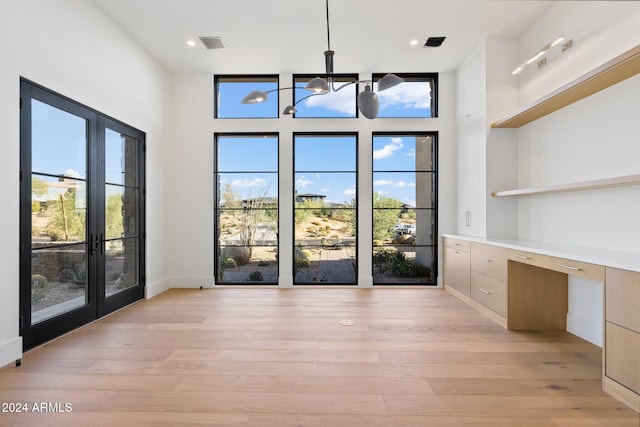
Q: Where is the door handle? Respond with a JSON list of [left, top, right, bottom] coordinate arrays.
[[89, 233, 95, 256]]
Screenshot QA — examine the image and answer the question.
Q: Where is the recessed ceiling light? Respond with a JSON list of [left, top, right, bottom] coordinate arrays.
[[410, 39, 419, 46], [186, 40, 197, 47]]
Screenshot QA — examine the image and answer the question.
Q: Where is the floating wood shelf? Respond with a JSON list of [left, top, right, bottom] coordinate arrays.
[[492, 174, 640, 198], [492, 44, 640, 128]]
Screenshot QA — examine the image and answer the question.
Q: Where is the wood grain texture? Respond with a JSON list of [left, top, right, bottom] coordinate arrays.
[[0, 287, 637, 426], [507, 261, 569, 330]]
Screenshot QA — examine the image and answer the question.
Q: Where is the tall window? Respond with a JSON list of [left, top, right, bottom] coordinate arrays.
[[373, 73, 437, 118], [214, 134, 278, 283], [293, 74, 358, 118], [215, 75, 279, 118], [372, 133, 437, 284], [294, 133, 357, 284]]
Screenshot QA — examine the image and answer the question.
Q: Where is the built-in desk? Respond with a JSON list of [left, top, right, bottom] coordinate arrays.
[[443, 234, 640, 412]]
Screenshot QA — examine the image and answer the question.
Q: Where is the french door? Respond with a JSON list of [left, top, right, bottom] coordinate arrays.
[[19, 80, 145, 350]]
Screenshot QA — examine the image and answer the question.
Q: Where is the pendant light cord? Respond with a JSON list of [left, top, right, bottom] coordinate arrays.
[[326, 0, 331, 52]]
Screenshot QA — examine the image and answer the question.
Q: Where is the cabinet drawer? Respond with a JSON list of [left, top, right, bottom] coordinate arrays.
[[471, 243, 507, 282], [471, 271, 506, 317], [444, 237, 470, 251], [606, 322, 640, 394], [507, 250, 604, 282], [544, 256, 605, 282], [606, 267, 640, 331]]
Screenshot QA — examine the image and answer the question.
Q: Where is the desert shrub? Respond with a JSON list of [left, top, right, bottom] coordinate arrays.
[[248, 271, 264, 281], [222, 257, 237, 269], [31, 274, 48, 289], [391, 260, 431, 278]]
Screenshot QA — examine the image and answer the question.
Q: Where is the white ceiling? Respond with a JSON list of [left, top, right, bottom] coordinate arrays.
[[93, 0, 553, 75]]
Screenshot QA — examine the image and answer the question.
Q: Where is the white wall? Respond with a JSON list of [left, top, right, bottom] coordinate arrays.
[[165, 72, 457, 288], [515, 2, 640, 252], [0, 0, 171, 367]]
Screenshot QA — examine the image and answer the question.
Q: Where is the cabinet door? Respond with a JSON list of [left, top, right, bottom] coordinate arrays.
[[444, 247, 470, 296], [444, 247, 456, 287], [606, 267, 640, 332], [455, 249, 471, 296], [606, 322, 640, 394]]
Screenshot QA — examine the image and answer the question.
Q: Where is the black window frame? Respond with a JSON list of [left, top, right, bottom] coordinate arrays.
[[214, 74, 280, 119], [372, 72, 438, 118], [372, 131, 438, 285], [214, 132, 280, 285], [293, 132, 358, 285]]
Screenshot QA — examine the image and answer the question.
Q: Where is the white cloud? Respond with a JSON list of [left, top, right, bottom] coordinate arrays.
[[65, 169, 81, 178], [232, 178, 267, 188], [393, 181, 416, 188], [373, 138, 404, 159], [374, 179, 415, 188], [378, 82, 431, 110], [295, 176, 312, 188], [303, 89, 356, 114], [343, 187, 356, 196], [405, 148, 416, 158]]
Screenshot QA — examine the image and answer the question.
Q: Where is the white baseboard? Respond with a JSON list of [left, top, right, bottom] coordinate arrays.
[[0, 337, 22, 369], [145, 277, 173, 299], [171, 276, 215, 289], [567, 313, 603, 347]]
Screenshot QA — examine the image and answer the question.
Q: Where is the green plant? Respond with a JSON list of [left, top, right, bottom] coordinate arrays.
[[31, 274, 48, 289], [222, 257, 237, 269], [257, 261, 270, 267], [248, 271, 264, 281], [372, 193, 403, 241], [218, 253, 237, 281], [72, 263, 86, 286]]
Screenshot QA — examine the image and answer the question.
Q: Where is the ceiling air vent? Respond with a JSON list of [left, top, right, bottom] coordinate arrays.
[[424, 37, 446, 48], [199, 37, 227, 50]]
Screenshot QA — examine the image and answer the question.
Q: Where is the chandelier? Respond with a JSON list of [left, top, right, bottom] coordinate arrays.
[[240, 0, 404, 119]]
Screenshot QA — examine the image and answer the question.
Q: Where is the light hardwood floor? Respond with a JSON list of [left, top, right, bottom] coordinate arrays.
[[1, 287, 638, 426]]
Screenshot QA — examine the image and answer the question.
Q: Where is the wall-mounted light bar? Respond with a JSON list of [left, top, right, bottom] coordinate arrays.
[[512, 35, 569, 75]]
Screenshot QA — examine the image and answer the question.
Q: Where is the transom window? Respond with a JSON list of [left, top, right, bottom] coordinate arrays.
[[215, 75, 279, 118], [292, 74, 358, 118], [373, 73, 437, 118]]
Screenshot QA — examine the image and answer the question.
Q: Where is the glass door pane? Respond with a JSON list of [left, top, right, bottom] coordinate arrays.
[[30, 99, 89, 323], [104, 128, 141, 297]]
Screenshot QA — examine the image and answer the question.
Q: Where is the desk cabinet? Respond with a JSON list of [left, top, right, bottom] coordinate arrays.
[[443, 236, 640, 411]]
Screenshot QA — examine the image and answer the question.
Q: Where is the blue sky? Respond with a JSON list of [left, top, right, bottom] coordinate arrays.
[[218, 79, 432, 118], [32, 99, 136, 205], [218, 134, 432, 207]]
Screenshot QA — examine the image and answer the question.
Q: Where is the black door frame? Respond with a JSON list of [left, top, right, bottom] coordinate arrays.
[[19, 79, 145, 350]]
